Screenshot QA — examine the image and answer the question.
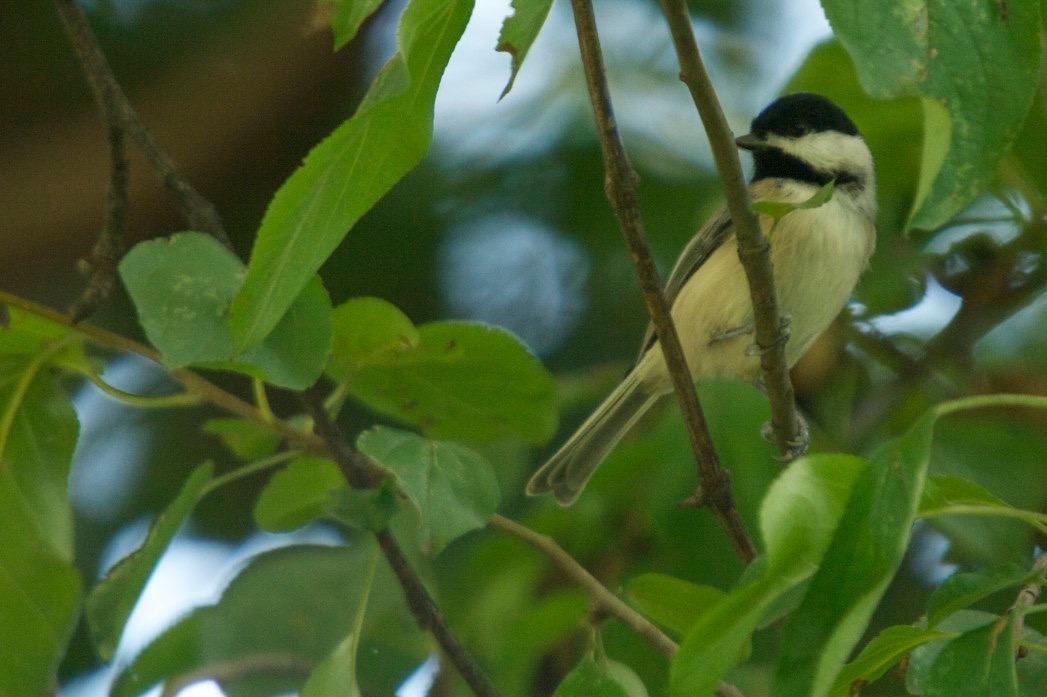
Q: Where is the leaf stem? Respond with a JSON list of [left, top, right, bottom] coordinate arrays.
[[934, 393, 1047, 418], [0, 290, 327, 455], [253, 378, 275, 422], [568, 0, 756, 563], [67, 364, 202, 409], [201, 450, 299, 497]]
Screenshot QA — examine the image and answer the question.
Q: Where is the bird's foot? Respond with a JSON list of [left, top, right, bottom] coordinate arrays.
[[744, 315, 792, 356], [761, 411, 809, 461]]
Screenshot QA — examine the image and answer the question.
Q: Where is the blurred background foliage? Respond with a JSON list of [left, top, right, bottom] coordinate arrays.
[[2, 0, 1045, 695]]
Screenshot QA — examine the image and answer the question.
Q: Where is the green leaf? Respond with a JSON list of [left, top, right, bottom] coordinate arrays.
[[119, 232, 332, 389], [0, 368, 82, 697], [751, 179, 836, 221], [820, 0, 1042, 229], [300, 545, 378, 697], [203, 418, 282, 460], [253, 456, 349, 532], [553, 657, 631, 697], [112, 543, 386, 697], [920, 474, 1047, 535], [924, 614, 1018, 697], [670, 454, 866, 697], [927, 563, 1039, 628], [625, 573, 727, 639], [341, 318, 558, 444], [495, 0, 554, 99], [227, 0, 474, 352], [0, 307, 93, 374], [357, 426, 499, 554], [326, 297, 420, 379], [772, 411, 938, 697], [87, 463, 212, 661], [829, 625, 955, 697], [321, 0, 385, 50]]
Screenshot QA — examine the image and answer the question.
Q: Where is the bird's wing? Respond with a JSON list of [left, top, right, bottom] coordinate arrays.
[[633, 206, 734, 366]]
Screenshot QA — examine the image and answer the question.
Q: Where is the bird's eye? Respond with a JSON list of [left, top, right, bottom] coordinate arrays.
[[789, 123, 810, 137]]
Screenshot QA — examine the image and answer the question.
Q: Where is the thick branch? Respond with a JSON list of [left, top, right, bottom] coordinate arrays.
[[300, 394, 501, 697], [568, 0, 756, 563], [657, 0, 802, 458], [53, 0, 231, 249]]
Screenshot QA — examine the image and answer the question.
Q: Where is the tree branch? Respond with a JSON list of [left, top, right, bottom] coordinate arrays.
[[568, 0, 756, 563], [656, 0, 802, 459], [489, 514, 677, 656], [488, 514, 746, 697], [299, 393, 502, 697], [1012, 551, 1047, 657], [70, 120, 129, 322], [53, 0, 232, 250]]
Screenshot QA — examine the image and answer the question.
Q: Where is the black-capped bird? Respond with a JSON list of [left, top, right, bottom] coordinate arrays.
[[527, 93, 877, 505]]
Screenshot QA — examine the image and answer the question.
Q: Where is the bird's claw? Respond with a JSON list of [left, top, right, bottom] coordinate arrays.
[[761, 412, 809, 461], [744, 315, 792, 356]]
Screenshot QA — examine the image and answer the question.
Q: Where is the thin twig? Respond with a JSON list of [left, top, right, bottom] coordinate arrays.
[[300, 393, 502, 697], [0, 290, 321, 452], [568, 0, 756, 563], [70, 121, 129, 322], [489, 514, 677, 656], [488, 515, 746, 697], [657, 0, 802, 458], [53, 0, 232, 249], [158, 653, 314, 697], [1012, 552, 1047, 657]]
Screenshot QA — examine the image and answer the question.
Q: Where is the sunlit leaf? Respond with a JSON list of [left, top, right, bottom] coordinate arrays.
[[87, 463, 212, 661], [625, 573, 727, 639], [670, 454, 865, 697], [320, 0, 385, 50], [553, 656, 633, 697], [357, 427, 499, 554], [119, 232, 332, 389], [495, 0, 554, 99], [228, 0, 474, 351], [772, 412, 937, 697], [752, 179, 835, 221], [338, 317, 557, 444], [926, 563, 1039, 628], [326, 297, 419, 380], [820, 0, 1042, 229], [829, 625, 955, 697]]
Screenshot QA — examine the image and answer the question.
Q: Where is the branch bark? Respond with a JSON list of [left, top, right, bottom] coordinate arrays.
[[1012, 551, 1047, 657], [568, 0, 756, 564], [488, 514, 747, 697], [300, 393, 502, 697], [53, 0, 232, 250], [657, 0, 803, 459]]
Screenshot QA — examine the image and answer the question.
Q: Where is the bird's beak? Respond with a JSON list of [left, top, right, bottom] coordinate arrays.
[[734, 133, 767, 151]]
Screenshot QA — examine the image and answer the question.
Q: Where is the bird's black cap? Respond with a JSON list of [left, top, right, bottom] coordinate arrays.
[[750, 92, 859, 139]]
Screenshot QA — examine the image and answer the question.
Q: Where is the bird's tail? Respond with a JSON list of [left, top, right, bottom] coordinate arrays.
[[526, 370, 659, 505]]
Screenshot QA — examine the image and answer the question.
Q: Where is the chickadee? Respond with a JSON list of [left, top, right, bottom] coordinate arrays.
[[527, 93, 877, 505]]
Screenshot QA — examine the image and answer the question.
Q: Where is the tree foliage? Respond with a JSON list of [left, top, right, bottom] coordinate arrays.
[[1, 0, 1046, 695]]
